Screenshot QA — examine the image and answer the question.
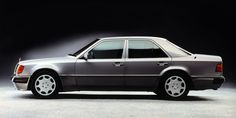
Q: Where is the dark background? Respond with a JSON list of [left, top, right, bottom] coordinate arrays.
[[1, 1, 235, 85]]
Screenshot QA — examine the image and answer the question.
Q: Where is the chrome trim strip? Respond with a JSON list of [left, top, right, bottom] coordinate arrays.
[[76, 59, 125, 62], [13, 75, 31, 78], [191, 75, 225, 78], [191, 75, 224, 78], [192, 78, 214, 81], [76, 58, 170, 62], [125, 58, 171, 62], [60, 74, 160, 77]]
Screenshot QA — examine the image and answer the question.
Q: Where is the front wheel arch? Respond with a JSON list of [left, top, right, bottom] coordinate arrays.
[[28, 69, 63, 91]]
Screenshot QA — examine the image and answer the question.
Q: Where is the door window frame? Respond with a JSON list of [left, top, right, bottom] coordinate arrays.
[[78, 39, 126, 60]]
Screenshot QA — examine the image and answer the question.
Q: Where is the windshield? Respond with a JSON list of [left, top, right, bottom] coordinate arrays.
[[71, 39, 99, 56]]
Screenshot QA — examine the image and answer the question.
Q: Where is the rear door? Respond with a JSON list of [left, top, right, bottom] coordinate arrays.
[[124, 39, 171, 90]]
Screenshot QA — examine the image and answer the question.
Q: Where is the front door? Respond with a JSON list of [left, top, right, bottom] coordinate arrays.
[[75, 40, 125, 90]]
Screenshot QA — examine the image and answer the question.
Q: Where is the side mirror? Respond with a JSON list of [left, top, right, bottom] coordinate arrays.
[[83, 52, 88, 61]]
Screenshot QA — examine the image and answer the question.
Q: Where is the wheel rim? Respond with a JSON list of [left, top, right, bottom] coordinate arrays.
[[35, 74, 56, 96], [165, 76, 186, 97]]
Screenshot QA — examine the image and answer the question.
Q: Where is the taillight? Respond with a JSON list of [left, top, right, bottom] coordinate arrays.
[[216, 63, 223, 72], [17, 65, 24, 74]]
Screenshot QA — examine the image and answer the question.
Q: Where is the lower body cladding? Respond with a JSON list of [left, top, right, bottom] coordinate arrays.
[[55, 76, 225, 91], [60, 76, 158, 91], [12, 75, 225, 91], [191, 76, 225, 90]]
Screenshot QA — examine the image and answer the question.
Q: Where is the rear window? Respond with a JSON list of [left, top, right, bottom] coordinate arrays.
[[158, 40, 191, 57]]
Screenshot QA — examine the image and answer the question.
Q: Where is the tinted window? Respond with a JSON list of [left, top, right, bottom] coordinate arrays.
[[88, 40, 124, 59], [128, 40, 168, 58]]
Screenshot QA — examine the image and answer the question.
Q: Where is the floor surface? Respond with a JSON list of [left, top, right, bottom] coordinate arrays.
[[0, 79, 236, 118]]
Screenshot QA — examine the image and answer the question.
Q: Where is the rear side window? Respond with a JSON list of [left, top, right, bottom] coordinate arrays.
[[88, 40, 124, 59], [128, 40, 168, 58]]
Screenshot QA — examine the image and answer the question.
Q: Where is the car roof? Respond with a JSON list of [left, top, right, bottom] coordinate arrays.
[[99, 36, 167, 41]]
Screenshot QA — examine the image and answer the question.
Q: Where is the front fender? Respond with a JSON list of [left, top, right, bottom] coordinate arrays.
[[30, 64, 60, 75]]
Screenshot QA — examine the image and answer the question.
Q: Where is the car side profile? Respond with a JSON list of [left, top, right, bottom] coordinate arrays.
[[12, 36, 225, 99]]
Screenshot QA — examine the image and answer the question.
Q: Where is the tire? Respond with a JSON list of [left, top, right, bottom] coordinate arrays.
[[156, 73, 190, 99], [31, 70, 60, 98]]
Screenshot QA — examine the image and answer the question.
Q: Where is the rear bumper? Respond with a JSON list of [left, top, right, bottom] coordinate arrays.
[[11, 76, 30, 90], [191, 76, 225, 90]]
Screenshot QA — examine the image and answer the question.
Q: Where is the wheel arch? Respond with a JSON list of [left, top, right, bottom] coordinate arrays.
[[159, 68, 193, 89], [28, 68, 63, 91], [160, 66, 190, 76]]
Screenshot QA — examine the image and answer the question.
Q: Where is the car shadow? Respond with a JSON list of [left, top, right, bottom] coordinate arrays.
[[18, 93, 214, 101]]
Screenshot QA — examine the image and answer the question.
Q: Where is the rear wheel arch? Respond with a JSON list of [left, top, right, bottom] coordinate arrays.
[[159, 69, 193, 90], [28, 68, 63, 91], [154, 69, 193, 98]]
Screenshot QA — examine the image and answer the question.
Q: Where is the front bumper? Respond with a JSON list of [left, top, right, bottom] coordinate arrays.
[[191, 76, 225, 90], [12, 76, 30, 90]]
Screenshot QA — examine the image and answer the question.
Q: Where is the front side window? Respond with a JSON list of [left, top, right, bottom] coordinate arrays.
[[128, 40, 168, 58], [88, 40, 124, 59]]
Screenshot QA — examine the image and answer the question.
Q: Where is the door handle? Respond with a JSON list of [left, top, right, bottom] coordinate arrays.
[[113, 62, 124, 67], [157, 61, 168, 66]]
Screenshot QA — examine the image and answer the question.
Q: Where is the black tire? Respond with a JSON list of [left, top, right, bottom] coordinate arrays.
[[155, 72, 190, 99], [31, 70, 60, 98]]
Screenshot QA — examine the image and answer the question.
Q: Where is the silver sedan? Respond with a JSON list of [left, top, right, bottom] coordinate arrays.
[[12, 36, 225, 99]]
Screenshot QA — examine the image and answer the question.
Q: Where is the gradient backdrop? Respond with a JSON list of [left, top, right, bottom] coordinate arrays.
[[1, 1, 235, 85]]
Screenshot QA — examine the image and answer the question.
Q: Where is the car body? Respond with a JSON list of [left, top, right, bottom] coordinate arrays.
[[12, 36, 225, 98]]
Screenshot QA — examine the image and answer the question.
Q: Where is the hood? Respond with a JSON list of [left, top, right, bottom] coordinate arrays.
[[19, 56, 76, 65]]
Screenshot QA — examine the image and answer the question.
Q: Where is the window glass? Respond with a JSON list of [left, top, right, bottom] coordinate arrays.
[[128, 40, 168, 58], [74, 39, 99, 56], [159, 40, 191, 57], [88, 40, 124, 59]]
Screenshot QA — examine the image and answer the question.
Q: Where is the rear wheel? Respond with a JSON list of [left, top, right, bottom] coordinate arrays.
[[31, 71, 59, 98], [156, 73, 190, 99]]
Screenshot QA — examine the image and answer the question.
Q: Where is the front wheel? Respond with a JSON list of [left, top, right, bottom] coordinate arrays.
[[156, 73, 190, 99], [31, 71, 59, 98]]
